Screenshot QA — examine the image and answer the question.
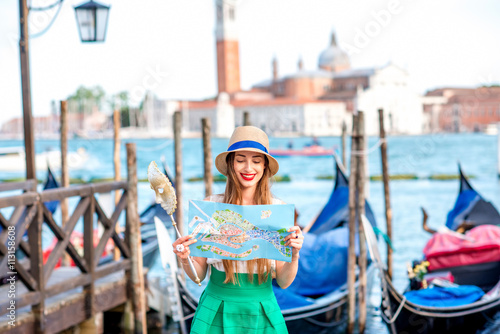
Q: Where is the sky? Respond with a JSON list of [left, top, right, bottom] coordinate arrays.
[[1, 0, 500, 127]]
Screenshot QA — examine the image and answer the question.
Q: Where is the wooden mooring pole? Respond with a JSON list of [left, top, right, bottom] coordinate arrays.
[[378, 109, 393, 278], [347, 113, 359, 334], [347, 112, 368, 333], [19, 0, 36, 181], [497, 122, 500, 178], [243, 111, 251, 126], [202, 118, 213, 198], [60, 100, 70, 267], [356, 111, 367, 334], [29, 201, 45, 332], [113, 110, 121, 261], [341, 120, 347, 167], [174, 111, 184, 235], [125, 143, 147, 333]]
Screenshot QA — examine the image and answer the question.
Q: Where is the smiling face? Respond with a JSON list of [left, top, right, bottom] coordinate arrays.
[[232, 151, 266, 190]]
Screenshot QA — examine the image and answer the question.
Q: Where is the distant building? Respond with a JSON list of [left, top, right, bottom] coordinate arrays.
[[142, 1, 425, 137], [0, 109, 109, 138], [250, 35, 424, 135], [423, 87, 500, 132], [186, 95, 348, 137]]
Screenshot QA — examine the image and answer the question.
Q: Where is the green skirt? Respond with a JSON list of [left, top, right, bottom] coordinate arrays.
[[190, 267, 288, 334]]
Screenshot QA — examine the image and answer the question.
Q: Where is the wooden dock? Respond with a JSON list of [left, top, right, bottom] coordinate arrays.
[[0, 144, 147, 333]]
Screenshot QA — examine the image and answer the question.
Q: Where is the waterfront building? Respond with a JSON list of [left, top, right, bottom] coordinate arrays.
[[182, 1, 425, 137], [423, 87, 500, 132]]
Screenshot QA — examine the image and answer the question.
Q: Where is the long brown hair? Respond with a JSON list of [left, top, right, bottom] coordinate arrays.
[[222, 152, 273, 284]]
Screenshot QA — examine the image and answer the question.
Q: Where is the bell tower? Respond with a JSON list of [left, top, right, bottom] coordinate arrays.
[[215, 0, 241, 94]]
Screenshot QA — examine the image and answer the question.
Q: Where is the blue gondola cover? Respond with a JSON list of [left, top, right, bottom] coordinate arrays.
[[404, 285, 485, 307], [43, 167, 60, 214]]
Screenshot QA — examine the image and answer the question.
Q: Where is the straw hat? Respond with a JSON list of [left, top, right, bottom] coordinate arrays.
[[215, 126, 279, 176]]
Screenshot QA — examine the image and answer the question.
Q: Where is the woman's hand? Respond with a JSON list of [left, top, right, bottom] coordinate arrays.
[[284, 226, 303, 261], [172, 235, 197, 260]]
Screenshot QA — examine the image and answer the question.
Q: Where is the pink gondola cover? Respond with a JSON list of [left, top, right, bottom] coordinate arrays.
[[423, 225, 500, 271]]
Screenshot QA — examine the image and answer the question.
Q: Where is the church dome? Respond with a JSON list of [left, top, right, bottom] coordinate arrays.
[[318, 32, 350, 72]]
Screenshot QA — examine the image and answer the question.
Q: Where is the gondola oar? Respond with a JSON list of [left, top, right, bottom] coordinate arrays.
[[147, 161, 202, 286]]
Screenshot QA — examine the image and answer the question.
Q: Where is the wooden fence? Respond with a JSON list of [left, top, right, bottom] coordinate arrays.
[[0, 144, 146, 333]]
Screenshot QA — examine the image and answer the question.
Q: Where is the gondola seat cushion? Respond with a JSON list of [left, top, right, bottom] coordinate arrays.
[[404, 285, 484, 307], [423, 225, 500, 271]]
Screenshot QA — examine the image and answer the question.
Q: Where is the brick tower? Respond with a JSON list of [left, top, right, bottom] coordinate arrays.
[[215, 0, 241, 94]]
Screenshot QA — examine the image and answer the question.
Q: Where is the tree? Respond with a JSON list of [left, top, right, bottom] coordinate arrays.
[[67, 85, 106, 114]]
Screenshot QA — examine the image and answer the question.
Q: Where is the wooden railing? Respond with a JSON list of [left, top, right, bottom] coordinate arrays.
[[0, 143, 145, 333]]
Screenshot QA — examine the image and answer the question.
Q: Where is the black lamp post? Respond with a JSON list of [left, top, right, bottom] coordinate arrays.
[[74, 0, 110, 42]]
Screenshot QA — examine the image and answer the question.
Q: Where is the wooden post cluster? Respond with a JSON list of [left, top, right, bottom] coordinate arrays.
[[60, 100, 70, 266], [125, 143, 147, 333], [174, 111, 184, 235], [202, 118, 213, 198], [378, 109, 393, 278], [347, 111, 368, 334]]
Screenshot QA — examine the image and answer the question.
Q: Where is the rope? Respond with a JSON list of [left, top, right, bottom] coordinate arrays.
[[351, 138, 387, 156], [29, 0, 64, 39], [372, 226, 395, 251], [382, 296, 406, 324], [304, 316, 346, 328], [283, 297, 347, 322], [29, 0, 64, 11], [136, 140, 173, 152]]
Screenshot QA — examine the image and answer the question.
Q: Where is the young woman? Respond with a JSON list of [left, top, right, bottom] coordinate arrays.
[[172, 126, 303, 333]]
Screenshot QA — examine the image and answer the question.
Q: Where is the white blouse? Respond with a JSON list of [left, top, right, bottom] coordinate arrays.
[[205, 194, 284, 273]]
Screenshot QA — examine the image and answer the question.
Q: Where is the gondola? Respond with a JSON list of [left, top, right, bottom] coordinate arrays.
[[363, 165, 500, 334], [174, 158, 378, 333]]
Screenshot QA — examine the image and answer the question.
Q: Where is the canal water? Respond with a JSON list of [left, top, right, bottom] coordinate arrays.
[[1, 133, 499, 333]]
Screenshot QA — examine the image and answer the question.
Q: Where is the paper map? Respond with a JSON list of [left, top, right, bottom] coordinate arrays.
[[188, 200, 295, 262]]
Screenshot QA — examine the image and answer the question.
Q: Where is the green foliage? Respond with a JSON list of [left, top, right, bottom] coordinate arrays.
[[67, 85, 106, 114], [370, 174, 418, 181], [316, 175, 335, 180], [272, 175, 291, 182], [428, 174, 475, 180]]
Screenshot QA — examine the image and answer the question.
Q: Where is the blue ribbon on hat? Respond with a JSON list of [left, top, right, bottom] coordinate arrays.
[[227, 140, 268, 154]]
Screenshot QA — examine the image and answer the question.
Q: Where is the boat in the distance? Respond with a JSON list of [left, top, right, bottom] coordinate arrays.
[[364, 165, 500, 334], [269, 145, 334, 157], [0, 146, 88, 172]]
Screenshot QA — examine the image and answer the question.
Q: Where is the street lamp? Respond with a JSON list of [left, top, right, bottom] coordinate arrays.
[[74, 0, 111, 42]]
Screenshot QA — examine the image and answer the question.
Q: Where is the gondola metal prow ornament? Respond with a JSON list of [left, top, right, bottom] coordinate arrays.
[[148, 161, 202, 286]]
